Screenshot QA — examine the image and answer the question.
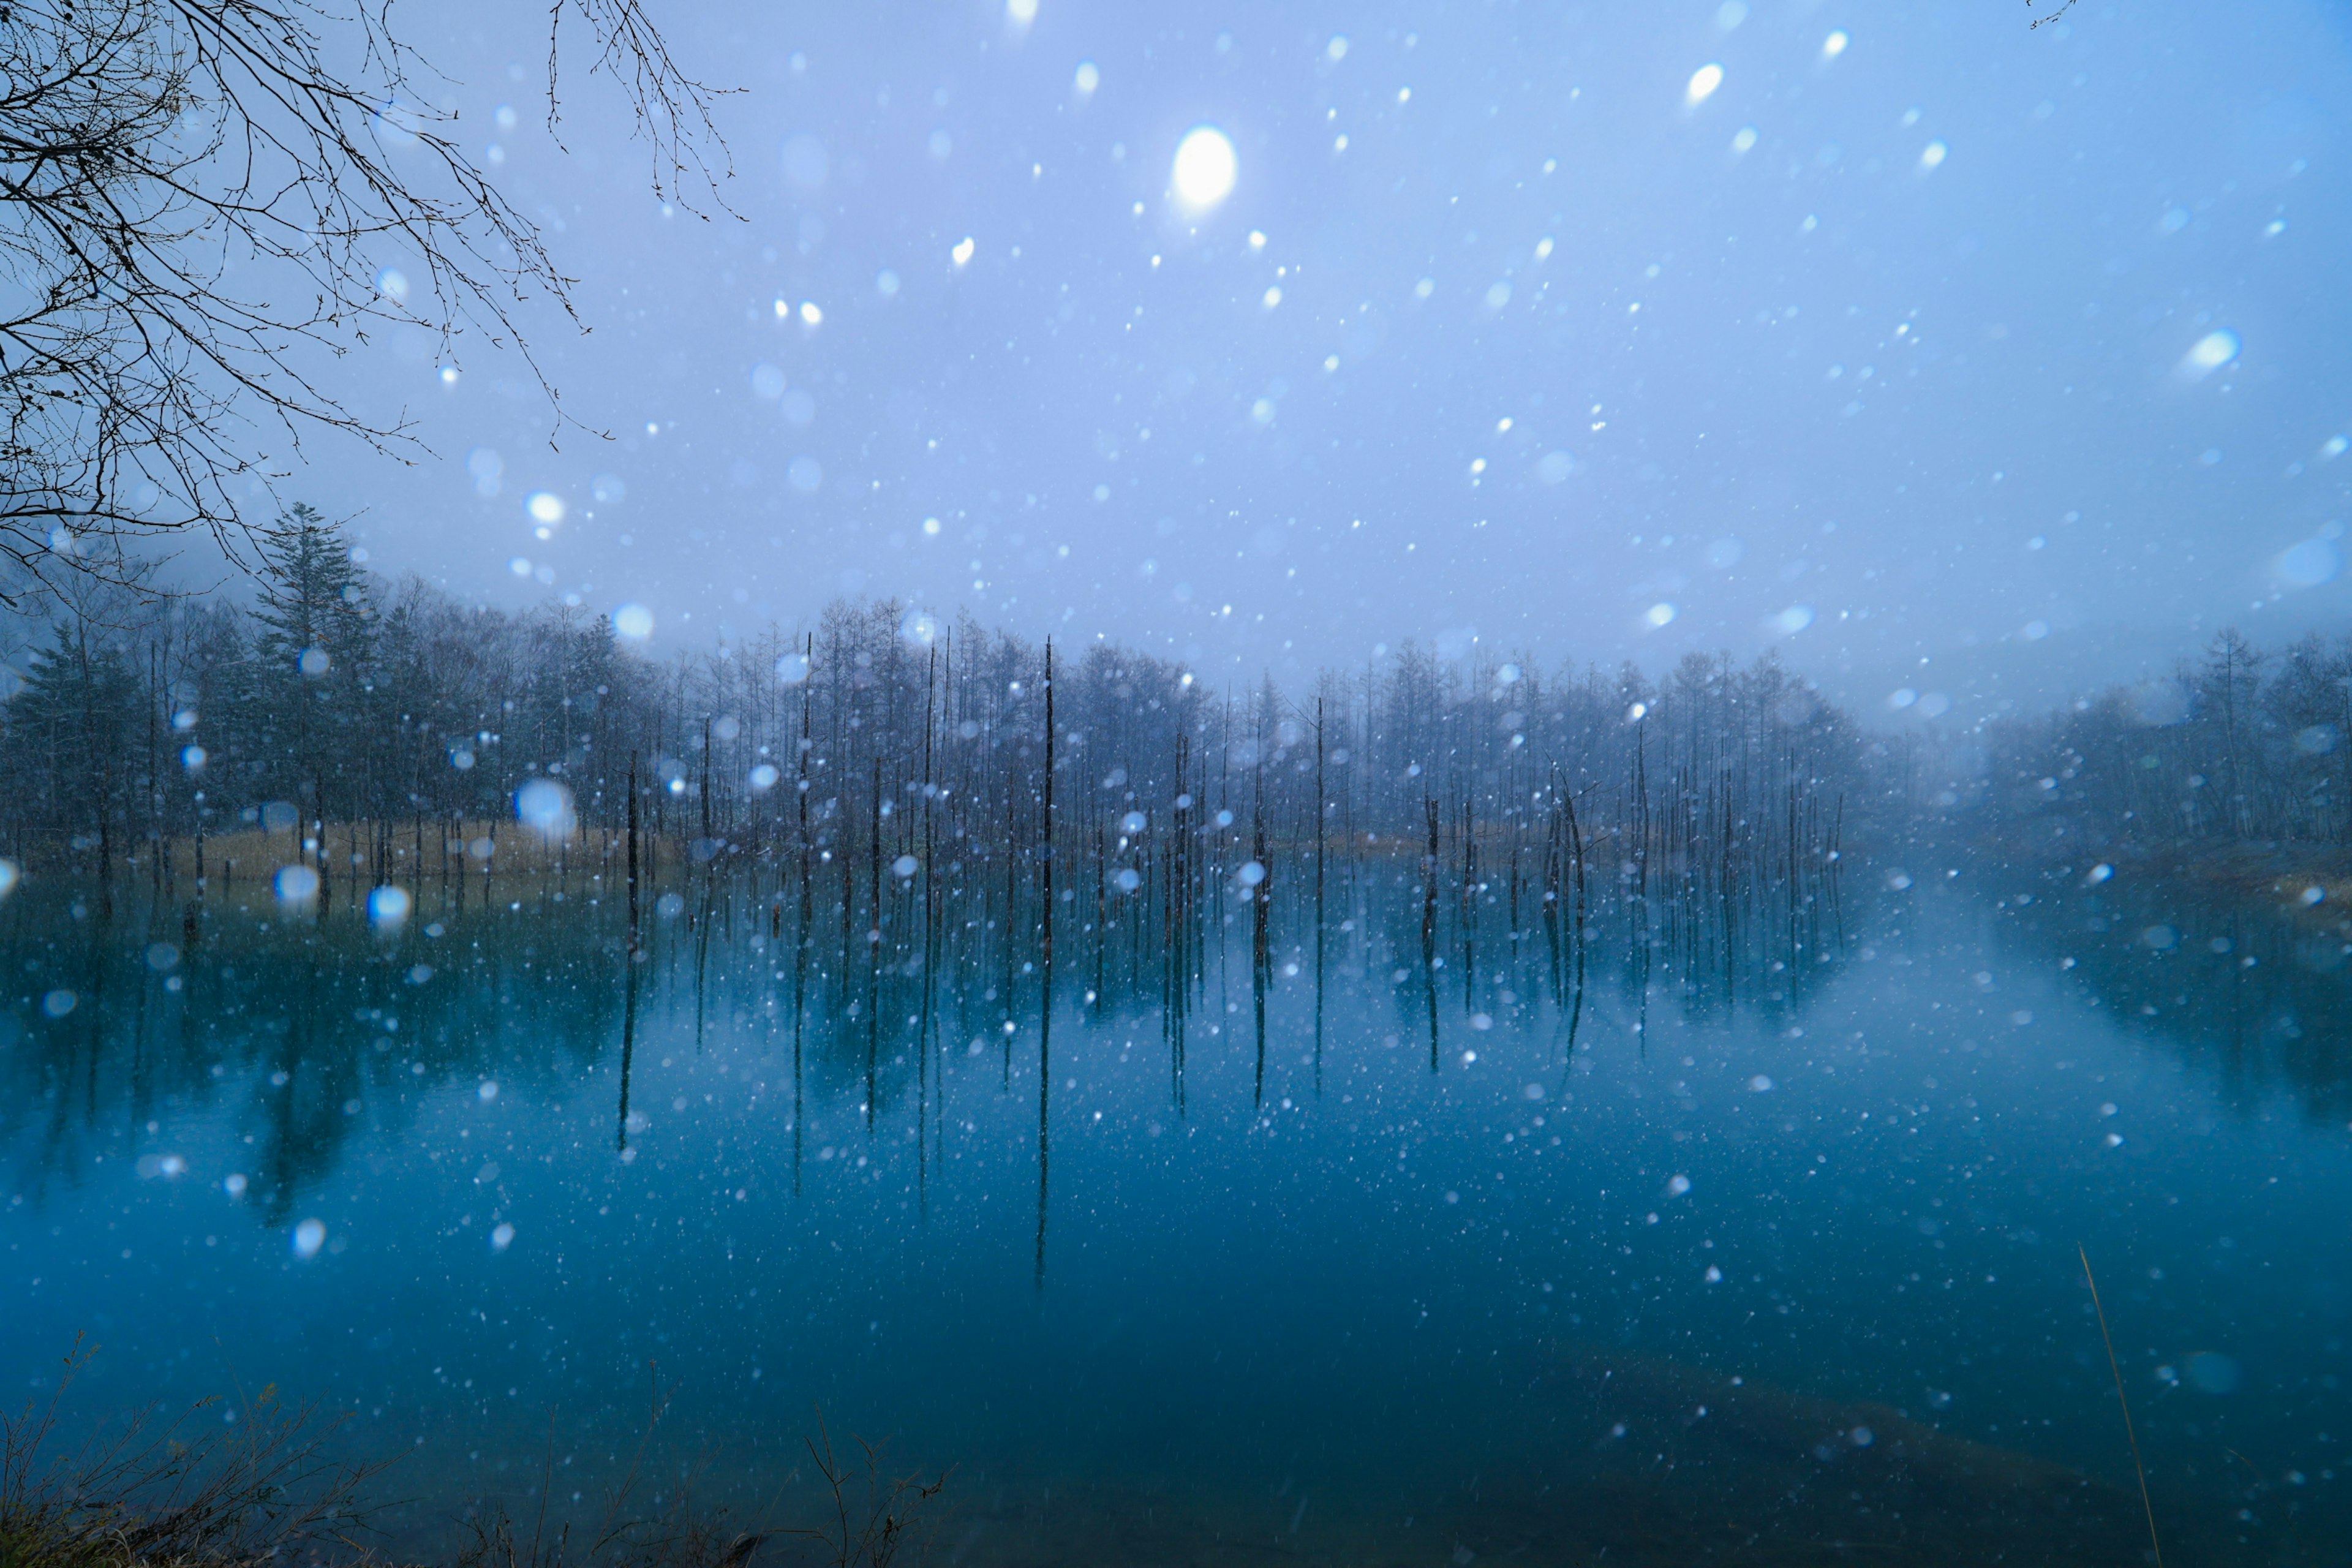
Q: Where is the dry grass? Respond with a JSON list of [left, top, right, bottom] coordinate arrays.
[[151, 823, 643, 885], [2, 1351, 946, 1568], [1, 1341, 387, 1568], [17, 818, 768, 885]]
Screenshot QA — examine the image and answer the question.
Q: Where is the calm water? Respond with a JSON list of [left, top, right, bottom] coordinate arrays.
[[4, 858, 2349, 1564]]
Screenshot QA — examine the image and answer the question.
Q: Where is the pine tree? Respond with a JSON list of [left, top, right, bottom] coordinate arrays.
[[251, 505, 377, 828], [5, 618, 141, 873]]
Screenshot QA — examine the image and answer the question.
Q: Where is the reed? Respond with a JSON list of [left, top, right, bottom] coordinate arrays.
[[1, 1340, 386, 1568], [2079, 1244, 2164, 1568]]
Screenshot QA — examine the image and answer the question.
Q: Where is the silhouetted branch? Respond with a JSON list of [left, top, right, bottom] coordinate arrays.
[[0, 0, 729, 605]]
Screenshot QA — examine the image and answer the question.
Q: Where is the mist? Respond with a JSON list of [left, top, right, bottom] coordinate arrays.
[[248, 0, 2351, 722]]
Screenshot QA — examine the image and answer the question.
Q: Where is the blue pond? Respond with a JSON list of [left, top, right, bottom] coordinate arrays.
[[4, 861, 2347, 1564]]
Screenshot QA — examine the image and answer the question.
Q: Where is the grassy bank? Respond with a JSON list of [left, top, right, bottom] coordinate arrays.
[[20, 823, 698, 890]]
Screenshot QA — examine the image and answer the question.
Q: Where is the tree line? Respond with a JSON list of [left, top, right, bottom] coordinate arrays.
[[0, 511, 1880, 896], [1983, 628, 2352, 853]]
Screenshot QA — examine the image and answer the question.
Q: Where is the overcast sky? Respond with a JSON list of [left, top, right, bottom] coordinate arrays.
[[289, 0, 2352, 723]]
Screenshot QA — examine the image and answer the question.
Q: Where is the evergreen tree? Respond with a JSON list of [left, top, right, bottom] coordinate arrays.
[[4, 617, 141, 872], [251, 505, 376, 824]]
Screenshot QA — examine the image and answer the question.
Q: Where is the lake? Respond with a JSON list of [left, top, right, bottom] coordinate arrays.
[[4, 853, 2347, 1564]]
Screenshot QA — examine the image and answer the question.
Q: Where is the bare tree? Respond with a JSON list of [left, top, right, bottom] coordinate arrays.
[[0, 0, 729, 599]]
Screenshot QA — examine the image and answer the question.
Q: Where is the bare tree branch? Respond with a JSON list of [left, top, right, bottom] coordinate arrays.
[[0, 0, 733, 606]]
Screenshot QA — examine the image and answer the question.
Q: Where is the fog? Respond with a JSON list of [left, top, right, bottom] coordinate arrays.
[[295, 0, 2352, 720]]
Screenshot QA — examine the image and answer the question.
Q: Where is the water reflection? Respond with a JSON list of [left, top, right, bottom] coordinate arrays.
[[1993, 858, 2352, 1126], [1, 859, 2347, 1564], [0, 885, 624, 1219]]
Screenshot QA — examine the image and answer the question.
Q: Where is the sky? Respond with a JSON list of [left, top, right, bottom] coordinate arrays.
[[286, 0, 2352, 724]]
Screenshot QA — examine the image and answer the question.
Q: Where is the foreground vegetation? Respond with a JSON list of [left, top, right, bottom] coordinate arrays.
[[1, 1351, 943, 1568]]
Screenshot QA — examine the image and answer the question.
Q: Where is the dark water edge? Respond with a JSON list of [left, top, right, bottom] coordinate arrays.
[[5, 851, 2350, 1566], [5, 1345, 2188, 1568]]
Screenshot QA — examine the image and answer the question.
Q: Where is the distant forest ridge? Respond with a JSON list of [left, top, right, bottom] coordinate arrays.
[[0, 512, 1879, 881], [1986, 627, 2352, 852]]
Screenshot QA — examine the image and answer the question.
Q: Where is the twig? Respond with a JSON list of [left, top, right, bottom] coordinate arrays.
[[2080, 1243, 2164, 1568]]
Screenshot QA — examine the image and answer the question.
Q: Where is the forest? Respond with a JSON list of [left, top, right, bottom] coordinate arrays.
[[16, 507, 2351, 918], [1981, 627, 2352, 855], [0, 510, 1876, 913]]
